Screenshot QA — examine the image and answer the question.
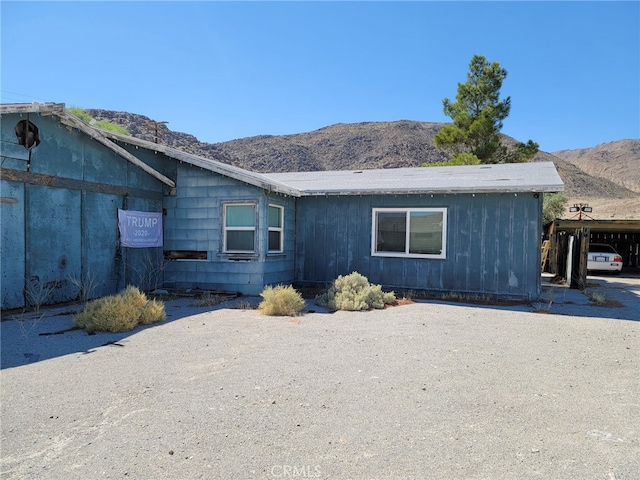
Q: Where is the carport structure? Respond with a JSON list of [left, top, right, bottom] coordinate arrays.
[[548, 220, 640, 286]]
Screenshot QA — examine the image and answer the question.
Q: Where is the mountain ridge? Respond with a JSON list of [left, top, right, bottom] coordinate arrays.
[[86, 109, 639, 219]]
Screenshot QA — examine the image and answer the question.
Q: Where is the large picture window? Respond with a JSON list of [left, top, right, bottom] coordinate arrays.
[[372, 208, 447, 259], [268, 204, 284, 253], [224, 203, 256, 252]]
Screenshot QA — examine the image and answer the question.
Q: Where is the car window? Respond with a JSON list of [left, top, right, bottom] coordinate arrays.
[[589, 244, 616, 253]]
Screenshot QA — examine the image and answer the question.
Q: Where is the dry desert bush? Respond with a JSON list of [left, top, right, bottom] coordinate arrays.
[[75, 286, 166, 333], [257, 285, 306, 316]]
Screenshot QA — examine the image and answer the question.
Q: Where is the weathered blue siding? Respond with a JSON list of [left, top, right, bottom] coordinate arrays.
[[162, 162, 296, 295], [293, 193, 543, 300], [2, 107, 550, 308], [1, 180, 25, 309], [26, 184, 82, 305], [1, 113, 165, 310]]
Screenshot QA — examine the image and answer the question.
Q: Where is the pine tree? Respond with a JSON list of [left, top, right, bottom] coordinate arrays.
[[433, 55, 538, 164]]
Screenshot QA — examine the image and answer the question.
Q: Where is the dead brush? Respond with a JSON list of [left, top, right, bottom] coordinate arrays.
[[74, 285, 166, 333], [583, 289, 622, 307], [193, 292, 227, 307], [234, 300, 254, 310], [257, 285, 306, 316]]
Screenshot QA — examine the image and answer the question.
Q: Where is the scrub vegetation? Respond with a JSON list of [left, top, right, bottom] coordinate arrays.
[[257, 285, 306, 316], [74, 285, 166, 333], [193, 292, 228, 307], [542, 193, 569, 224], [67, 107, 130, 135], [315, 272, 396, 311]]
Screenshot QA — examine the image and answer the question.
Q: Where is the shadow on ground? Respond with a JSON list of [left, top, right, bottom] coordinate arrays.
[[0, 296, 269, 370], [2, 274, 637, 370]]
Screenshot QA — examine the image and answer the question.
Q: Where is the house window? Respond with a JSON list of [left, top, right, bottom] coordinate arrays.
[[224, 203, 256, 252], [268, 204, 284, 253], [372, 208, 447, 259]]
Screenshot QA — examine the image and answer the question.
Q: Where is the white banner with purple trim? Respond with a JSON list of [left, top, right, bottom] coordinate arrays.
[[118, 209, 163, 248]]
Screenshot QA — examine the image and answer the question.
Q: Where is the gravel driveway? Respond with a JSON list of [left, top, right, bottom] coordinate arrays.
[[1, 276, 638, 480]]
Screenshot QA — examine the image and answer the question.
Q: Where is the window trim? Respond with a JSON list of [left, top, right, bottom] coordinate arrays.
[[223, 202, 257, 253], [268, 204, 284, 253], [371, 207, 447, 259]]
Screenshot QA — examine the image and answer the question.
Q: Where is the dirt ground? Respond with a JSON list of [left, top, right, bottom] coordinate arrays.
[[1, 275, 638, 480]]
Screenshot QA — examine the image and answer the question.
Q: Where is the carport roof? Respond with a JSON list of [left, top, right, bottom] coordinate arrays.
[[554, 219, 640, 233]]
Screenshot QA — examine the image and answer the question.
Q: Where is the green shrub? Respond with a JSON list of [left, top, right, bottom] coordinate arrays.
[[257, 285, 306, 316], [315, 272, 396, 311], [67, 107, 92, 123], [74, 286, 166, 333], [423, 153, 482, 167], [94, 119, 129, 135], [67, 107, 130, 135]]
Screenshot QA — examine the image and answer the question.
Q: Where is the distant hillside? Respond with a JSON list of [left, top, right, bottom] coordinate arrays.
[[86, 109, 639, 218], [553, 140, 640, 193]]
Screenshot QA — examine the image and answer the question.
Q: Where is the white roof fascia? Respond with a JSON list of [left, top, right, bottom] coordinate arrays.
[[0, 102, 65, 115]]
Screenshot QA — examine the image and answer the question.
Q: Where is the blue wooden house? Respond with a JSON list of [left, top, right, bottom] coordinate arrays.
[[1, 103, 564, 310]]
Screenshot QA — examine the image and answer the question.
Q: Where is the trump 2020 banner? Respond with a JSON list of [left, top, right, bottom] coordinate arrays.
[[118, 209, 163, 248]]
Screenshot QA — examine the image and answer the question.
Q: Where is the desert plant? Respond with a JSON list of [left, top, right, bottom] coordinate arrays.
[[193, 292, 226, 307], [234, 300, 254, 310], [24, 276, 55, 314], [74, 285, 165, 333], [68, 270, 100, 305], [584, 290, 607, 306], [122, 285, 148, 308], [401, 290, 416, 301], [257, 285, 306, 316], [532, 288, 555, 313], [13, 310, 45, 346], [138, 299, 167, 325], [94, 119, 129, 135], [315, 272, 396, 311], [543, 193, 568, 224], [75, 295, 139, 333], [126, 252, 166, 292], [67, 107, 92, 123], [67, 107, 130, 135]]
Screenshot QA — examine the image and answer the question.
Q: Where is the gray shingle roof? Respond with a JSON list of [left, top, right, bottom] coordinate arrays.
[[264, 162, 564, 195]]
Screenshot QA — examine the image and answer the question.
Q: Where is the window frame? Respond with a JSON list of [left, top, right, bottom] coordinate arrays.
[[371, 207, 447, 259], [223, 203, 257, 253], [267, 204, 284, 253]]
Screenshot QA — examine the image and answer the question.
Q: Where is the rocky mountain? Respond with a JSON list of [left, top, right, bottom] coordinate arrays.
[[553, 140, 640, 193], [87, 109, 639, 219]]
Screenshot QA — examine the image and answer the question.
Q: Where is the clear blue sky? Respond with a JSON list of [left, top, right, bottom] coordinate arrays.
[[2, 1, 638, 153]]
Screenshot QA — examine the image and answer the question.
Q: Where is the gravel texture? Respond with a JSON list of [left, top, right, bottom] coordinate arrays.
[[1, 275, 638, 480]]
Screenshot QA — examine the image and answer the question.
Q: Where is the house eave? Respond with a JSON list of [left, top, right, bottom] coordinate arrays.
[[296, 185, 565, 196], [101, 130, 302, 198], [0, 102, 65, 115]]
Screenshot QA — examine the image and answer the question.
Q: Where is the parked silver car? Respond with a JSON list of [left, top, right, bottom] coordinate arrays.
[[587, 243, 623, 273]]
